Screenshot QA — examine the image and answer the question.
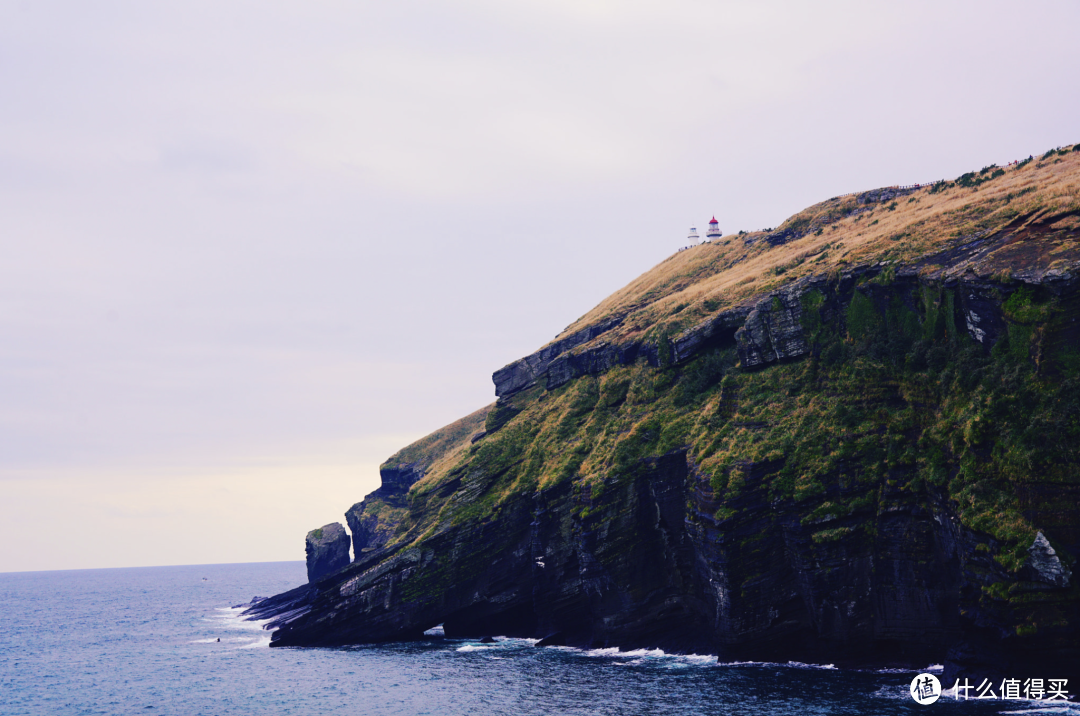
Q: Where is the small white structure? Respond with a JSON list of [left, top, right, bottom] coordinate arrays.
[[688, 226, 700, 242], [706, 216, 721, 239]]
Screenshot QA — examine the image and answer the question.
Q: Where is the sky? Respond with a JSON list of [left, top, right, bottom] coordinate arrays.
[[2, 0, 1078, 572]]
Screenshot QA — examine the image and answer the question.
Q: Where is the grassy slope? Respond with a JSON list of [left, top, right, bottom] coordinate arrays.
[[381, 404, 492, 473], [556, 146, 1080, 348], [365, 147, 1080, 630]]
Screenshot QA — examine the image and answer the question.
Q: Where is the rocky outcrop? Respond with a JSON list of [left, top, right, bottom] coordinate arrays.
[[492, 316, 624, 398], [671, 306, 752, 363], [345, 463, 420, 556], [305, 523, 351, 583], [856, 186, 918, 205], [544, 340, 649, 391], [734, 281, 816, 367], [1027, 532, 1072, 588]]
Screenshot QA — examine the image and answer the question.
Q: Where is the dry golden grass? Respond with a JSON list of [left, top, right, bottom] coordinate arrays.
[[384, 403, 491, 473], [552, 147, 1080, 350]]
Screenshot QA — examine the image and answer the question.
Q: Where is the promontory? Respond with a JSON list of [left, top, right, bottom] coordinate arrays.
[[248, 146, 1080, 683]]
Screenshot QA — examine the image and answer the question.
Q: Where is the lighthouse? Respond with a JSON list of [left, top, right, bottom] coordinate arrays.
[[706, 216, 721, 239], [688, 226, 700, 243]]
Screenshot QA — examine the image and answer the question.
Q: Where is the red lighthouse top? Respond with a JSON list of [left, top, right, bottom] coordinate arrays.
[[709, 216, 719, 225]]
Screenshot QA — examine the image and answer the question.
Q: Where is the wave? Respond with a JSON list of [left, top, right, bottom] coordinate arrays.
[[715, 660, 838, 671], [207, 606, 272, 632], [540, 644, 718, 668], [454, 637, 539, 653], [192, 603, 275, 651]]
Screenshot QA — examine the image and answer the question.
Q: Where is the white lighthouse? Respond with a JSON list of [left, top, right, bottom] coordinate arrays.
[[706, 216, 721, 239], [687, 226, 700, 243]]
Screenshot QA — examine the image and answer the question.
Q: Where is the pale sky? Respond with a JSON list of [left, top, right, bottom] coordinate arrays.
[[2, 0, 1078, 572]]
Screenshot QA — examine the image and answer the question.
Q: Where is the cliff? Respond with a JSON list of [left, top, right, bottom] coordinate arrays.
[[249, 146, 1080, 682]]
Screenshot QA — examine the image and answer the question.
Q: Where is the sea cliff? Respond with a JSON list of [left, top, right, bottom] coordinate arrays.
[[249, 147, 1080, 682]]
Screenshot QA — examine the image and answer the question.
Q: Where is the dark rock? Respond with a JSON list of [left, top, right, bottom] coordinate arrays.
[[735, 283, 814, 367], [492, 316, 624, 398], [671, 306, 751, 363], [379, 462, 425, 493], [241, 582, 315, 629], [479, 636, 496, 643], [305, 522, 351, 583], [345, 462, 422, 556]]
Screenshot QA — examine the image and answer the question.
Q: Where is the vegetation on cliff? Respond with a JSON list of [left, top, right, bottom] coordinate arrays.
[[366, 147, 1080, 579], [266, 145, 1080, 675]]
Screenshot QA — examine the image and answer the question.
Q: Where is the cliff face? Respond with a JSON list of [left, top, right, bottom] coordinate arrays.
[[252, 149, 1080, 682]]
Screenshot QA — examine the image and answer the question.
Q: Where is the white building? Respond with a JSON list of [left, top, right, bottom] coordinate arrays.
[[706, 216, 721, 239], [688, 226, 700, 242]]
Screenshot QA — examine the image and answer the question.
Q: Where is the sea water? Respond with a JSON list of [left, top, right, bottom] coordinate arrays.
[[0, 561, 1075, 715]]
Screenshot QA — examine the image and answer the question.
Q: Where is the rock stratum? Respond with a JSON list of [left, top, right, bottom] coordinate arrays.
[[249, 148, 1080, 683]]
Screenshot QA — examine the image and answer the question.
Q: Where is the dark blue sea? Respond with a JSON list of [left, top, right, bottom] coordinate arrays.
[[1, 561, 1075, 715]]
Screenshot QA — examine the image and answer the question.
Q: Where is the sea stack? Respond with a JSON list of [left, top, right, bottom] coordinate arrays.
[[305, 522, 351, 583]]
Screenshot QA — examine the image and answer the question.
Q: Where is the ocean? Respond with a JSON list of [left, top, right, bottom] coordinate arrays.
[[0, 561, 1074, 715]]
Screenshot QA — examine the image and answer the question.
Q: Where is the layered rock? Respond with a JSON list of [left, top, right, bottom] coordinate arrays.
[[269, 445, 1076, 681], [493, 316, 624, 398]]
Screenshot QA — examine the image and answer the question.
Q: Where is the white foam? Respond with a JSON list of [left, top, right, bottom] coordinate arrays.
[[716, 660, 838, 671], [195, 604, 274, 650], [238, 636, 272, 649], [541, 644, 717, 667], [456, 644, 491, 652], [207, 608, 272, 632]]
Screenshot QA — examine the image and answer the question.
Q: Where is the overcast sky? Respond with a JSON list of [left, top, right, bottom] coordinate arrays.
[[2, 0, 1078, 572]]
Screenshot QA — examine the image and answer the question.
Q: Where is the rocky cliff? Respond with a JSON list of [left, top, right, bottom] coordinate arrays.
[[250, 147, 1080, 683]]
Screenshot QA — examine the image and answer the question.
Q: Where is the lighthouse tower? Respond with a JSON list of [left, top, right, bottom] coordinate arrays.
[[687, 226, 700, 243], [706, 216, 721, 239]]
